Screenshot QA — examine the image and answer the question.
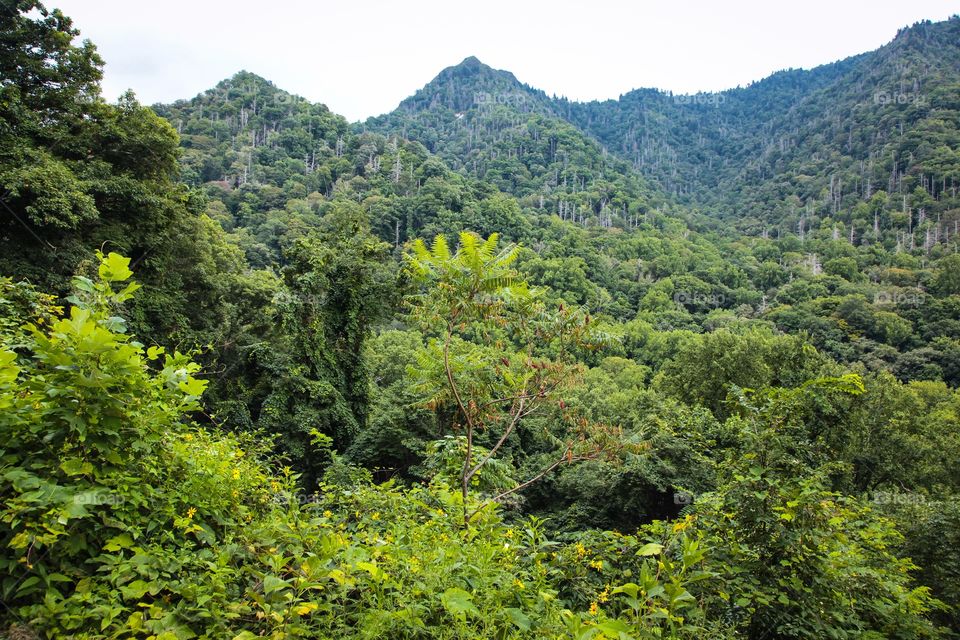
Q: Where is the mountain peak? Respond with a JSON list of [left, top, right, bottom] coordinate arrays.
[[222, 70, 272, 88], [438, 56, 518, 84], [457, 55, 484, 67], [389, 56, 532, 114]]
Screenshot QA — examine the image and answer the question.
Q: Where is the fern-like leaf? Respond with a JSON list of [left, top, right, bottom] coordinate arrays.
[[432, 234, 451, 262]]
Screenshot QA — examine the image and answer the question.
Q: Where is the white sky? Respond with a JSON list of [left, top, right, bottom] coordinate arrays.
[[54, 0, 958, 122]]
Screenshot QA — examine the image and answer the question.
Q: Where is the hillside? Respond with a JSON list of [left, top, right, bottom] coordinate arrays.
[[2, 5, 960, 638], [566, 17, 960, 241], [362, 57, 671, 230], [143, 36, 960, 388], [369, 18, 960, 250]]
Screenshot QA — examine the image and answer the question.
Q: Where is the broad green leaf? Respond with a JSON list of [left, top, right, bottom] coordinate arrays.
[[98, 252, 134, 282], [440, 587, 479, 619], [505, 607, 532, 630], [262, 574, 290, 595]]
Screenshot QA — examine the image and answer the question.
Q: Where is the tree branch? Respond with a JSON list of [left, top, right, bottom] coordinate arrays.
[[465, 395, 526, 482], [466, 448, 593, 523]]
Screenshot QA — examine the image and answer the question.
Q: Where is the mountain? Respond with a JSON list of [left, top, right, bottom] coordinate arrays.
[[361, 57, 674, 231], [146, 24, 960, 379], [152, 70, 541, 265], [565, 17, 960, 239], [151, 70, 729, 322], [368, 17, 960, 248], [5, 5, 960, 637]]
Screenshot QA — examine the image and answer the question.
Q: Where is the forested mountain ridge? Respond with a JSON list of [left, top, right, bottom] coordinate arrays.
[[139, 25, 960, 403], [153, 69, 553, 263], [3, 4, 960, 638], [564, 17, 960, 240], [369, 17, 960, 248], [362, 57, 671, 228]]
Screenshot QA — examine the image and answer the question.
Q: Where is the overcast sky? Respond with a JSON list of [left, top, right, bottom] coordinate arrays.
[[54, 0, 958, 122]]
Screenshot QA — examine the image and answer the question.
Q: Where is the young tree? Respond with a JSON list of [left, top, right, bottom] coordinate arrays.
[[407, 231, 620, 525]]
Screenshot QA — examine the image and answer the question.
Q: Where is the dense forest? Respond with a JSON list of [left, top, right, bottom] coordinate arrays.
[[1, 2, 959, 638]]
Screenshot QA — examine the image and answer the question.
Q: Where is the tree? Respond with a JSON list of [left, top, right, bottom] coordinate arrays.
[[823, 256, 861, 281], [0, 1, 103, 137], [933, 254, 960, 296], [654, 327, 829, 420], [206, 202, 394, 484], [407, 231, 620, 525], [0, 1, 248, 356]]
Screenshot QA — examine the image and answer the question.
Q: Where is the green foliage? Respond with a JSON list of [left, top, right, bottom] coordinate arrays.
[[406, 231, 622, 524], [204, 203, 394, 484], [0, 254, 725, 638], [684, 471, 946, 639], [885, 499, 960, 630], [2, 6, 960, 638], [654, 327, 831, 420], [0, 2, 252, 364]]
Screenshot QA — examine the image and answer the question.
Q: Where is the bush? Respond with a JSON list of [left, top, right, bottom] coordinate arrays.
[[0, 252, 722, 639]]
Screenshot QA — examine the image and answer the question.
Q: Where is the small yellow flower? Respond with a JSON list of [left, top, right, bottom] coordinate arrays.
[[598, 586, 610, 603], [323, 510, 333, 518], [232, 468, 241, 480], [184, 433, 194, 441], [575, 542, 587, 559], [185, 507, 197, 519], [589, 602, 599, 615], [589, 559, 603, 572], [513, 578, 525, 590], [672, 513, 695, 533]]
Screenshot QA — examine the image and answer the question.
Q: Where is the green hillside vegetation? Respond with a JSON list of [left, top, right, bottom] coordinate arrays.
[[2, 3, 959, 638]]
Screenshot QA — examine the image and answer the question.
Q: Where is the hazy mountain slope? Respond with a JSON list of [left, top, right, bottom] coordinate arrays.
[[361, 57, 671, 228], [152, 71, 550, 263], [564, 17, 960, 238], [370, 18, 959, 248], [558, 60, 858, 206]]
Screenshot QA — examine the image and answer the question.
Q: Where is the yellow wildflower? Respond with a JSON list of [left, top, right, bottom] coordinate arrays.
[[186, 507, 196, 519], [589, 602, 599, 615], [672, 513, 695, 533], [589, 559, 603, 571]]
